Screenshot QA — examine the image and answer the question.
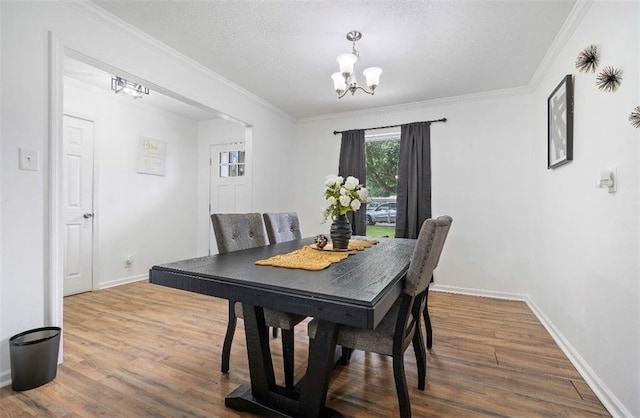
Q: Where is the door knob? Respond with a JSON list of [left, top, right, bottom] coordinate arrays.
[[83, 213, 94, 219]]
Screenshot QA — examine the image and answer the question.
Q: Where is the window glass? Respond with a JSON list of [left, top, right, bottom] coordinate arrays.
[[219, 150, 245, 177]]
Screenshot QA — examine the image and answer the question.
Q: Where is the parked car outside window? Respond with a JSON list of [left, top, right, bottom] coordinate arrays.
[[366, 202, 397, 225]]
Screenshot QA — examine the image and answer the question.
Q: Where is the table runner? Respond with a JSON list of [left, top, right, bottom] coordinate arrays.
[[255, 239, 378, 271]]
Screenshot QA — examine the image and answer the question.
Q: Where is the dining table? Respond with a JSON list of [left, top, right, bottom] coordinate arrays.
[[149, 236, 416, 417]]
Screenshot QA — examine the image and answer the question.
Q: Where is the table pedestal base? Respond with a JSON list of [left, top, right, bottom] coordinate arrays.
[[225, 383, 343, 418]]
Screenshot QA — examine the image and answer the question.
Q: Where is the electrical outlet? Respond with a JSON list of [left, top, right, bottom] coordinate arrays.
[[125, 255, 134, 267], [19, 148, 39, 171]]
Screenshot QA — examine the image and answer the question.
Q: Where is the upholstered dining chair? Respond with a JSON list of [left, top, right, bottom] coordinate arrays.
[[262, 212, 304, 341], [211, 213, 305, 389], [423, 220, 452, 349], [263, 212, 302, 245], [308, 215, 453, 418]]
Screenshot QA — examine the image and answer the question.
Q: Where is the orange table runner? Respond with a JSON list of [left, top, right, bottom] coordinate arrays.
[[255, 239, 379, 271]]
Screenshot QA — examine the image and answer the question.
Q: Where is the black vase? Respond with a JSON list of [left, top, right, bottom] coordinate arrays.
[[330, 214, 352, 250]]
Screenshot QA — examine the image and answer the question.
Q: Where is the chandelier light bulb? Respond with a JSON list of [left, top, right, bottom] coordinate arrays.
[[336, 53, 357, 77], [331, 72, 347, 92], [363, 67, 383, 90]]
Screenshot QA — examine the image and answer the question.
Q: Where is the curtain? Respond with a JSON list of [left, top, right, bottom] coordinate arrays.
[[338, 129, 366, 235], [395, 122, 431, 239]]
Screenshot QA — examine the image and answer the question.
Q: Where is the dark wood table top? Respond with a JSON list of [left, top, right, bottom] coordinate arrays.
[[150, 237, 416, 329]]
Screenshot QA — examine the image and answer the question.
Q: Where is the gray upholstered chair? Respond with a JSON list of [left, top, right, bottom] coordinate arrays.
[[423, 219, 452, 349], [211, 213, 304, 389], [308, 215, 453, 417], [262, 212, 302, 245], [262, 212, 304, 342]]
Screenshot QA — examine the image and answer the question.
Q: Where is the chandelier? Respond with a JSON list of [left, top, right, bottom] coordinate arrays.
[[111, 76, 149, 99], [331, 31, 382, 99]]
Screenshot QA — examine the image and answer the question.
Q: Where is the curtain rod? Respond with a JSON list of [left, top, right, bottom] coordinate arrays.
[[332, 118, 447, 135]]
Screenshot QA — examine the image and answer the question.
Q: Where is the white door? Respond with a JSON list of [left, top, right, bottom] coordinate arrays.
[[209, 143, 249, 254], [62, 115, 94, 296]]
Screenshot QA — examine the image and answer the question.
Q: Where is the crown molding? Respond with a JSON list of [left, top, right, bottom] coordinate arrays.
[[62, 0, 296, 124], [296, 86, 530, 125], [528, 0, 595, 89]]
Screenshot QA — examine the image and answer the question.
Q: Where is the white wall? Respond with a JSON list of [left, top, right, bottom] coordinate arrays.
[[0, 0, 4, 383], [64, 78, 199, 289], [529, 1, 639, 416], [294, 91, 534, 297], [0, 1, 295, 385]]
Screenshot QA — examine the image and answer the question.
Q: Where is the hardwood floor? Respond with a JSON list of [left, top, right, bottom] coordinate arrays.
[[0, 282, 609, 417]]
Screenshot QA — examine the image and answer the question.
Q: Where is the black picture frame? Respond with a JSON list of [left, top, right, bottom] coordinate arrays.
[[547, 75, 574, 169]]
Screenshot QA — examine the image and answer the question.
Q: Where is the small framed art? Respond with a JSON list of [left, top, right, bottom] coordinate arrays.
[[547, 75, 574, 169]]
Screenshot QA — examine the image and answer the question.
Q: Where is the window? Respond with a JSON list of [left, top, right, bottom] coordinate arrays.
[[219, 150, 245, 177], [365, 132, 399, 237]]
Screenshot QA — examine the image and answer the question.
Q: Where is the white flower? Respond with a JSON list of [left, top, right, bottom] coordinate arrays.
[[344, 176, 359, 190], [322, 173, 366, 221], [324, 174, 338, 186], [339, 195, 351, 207]]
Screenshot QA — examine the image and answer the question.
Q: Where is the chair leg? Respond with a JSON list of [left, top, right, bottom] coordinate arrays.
[[272, 327, 279, 338], [339, 347, 353, 365], [423, 287, 433, 349], [412, 327, 427, 390], [221, 300, 237, 374], [281, 329, 295, 389], [393, 351, 411, 418]]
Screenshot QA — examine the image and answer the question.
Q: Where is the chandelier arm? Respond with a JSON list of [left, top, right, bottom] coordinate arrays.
[[337, 89, 349, 99], [355, 85, 374, 95]]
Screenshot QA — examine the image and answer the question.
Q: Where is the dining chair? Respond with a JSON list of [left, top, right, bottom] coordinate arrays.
[[307, 215, 452, 417], [211, 213, 305, 389], [261, 212, 304, 366], [424, 219, 452, 349], [262, 212, 302, 244]]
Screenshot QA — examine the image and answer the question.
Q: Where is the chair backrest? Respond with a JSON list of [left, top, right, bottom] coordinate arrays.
[[262, 212, 302, 244], [404, 215, 453, 297], [210, 213, 268, 254]]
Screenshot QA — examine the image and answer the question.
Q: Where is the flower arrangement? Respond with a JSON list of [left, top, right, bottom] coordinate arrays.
[[323, 174, 369, 222]]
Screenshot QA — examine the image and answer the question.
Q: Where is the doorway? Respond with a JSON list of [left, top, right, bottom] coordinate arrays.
[[49, 43, 253, 334]]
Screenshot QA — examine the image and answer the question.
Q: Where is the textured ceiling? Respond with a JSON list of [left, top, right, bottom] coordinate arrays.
[[91, 0, 576, 119]]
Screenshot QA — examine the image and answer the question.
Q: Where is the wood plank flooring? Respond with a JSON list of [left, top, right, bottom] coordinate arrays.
[[0, 281, 609, 417]]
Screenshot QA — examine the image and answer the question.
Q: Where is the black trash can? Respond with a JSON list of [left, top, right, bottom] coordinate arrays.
[[9, 326, 61, 391]]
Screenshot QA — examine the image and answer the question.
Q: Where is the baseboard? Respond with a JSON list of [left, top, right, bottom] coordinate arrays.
[[0, 368, 11, 389], [525, 299, 632, 418], [431, 284, 631, 417], [97, 274, 147, 290], [431, 283, 527, 301]]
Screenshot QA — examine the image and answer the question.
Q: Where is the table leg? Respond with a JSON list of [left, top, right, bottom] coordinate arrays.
[[241, 303, 276, 395], [299, 320, 338, 417]]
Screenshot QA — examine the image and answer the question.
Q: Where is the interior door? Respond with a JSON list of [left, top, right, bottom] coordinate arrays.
[[209, 143, 249, 254], [62, 115, 94, 296]]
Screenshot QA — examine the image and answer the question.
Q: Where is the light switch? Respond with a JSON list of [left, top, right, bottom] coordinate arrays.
[[19, 148, 39, 171]]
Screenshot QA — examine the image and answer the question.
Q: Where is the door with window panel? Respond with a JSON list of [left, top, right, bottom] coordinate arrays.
[[209, 143, 249, 254]]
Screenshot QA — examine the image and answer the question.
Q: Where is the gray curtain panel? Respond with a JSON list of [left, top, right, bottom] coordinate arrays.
[[338, 129, 367, 235], [395, 122, 432, 239]]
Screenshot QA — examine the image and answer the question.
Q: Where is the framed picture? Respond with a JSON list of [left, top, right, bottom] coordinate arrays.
[[547, 74, 574, 169], [138, 137, 167, 176]]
